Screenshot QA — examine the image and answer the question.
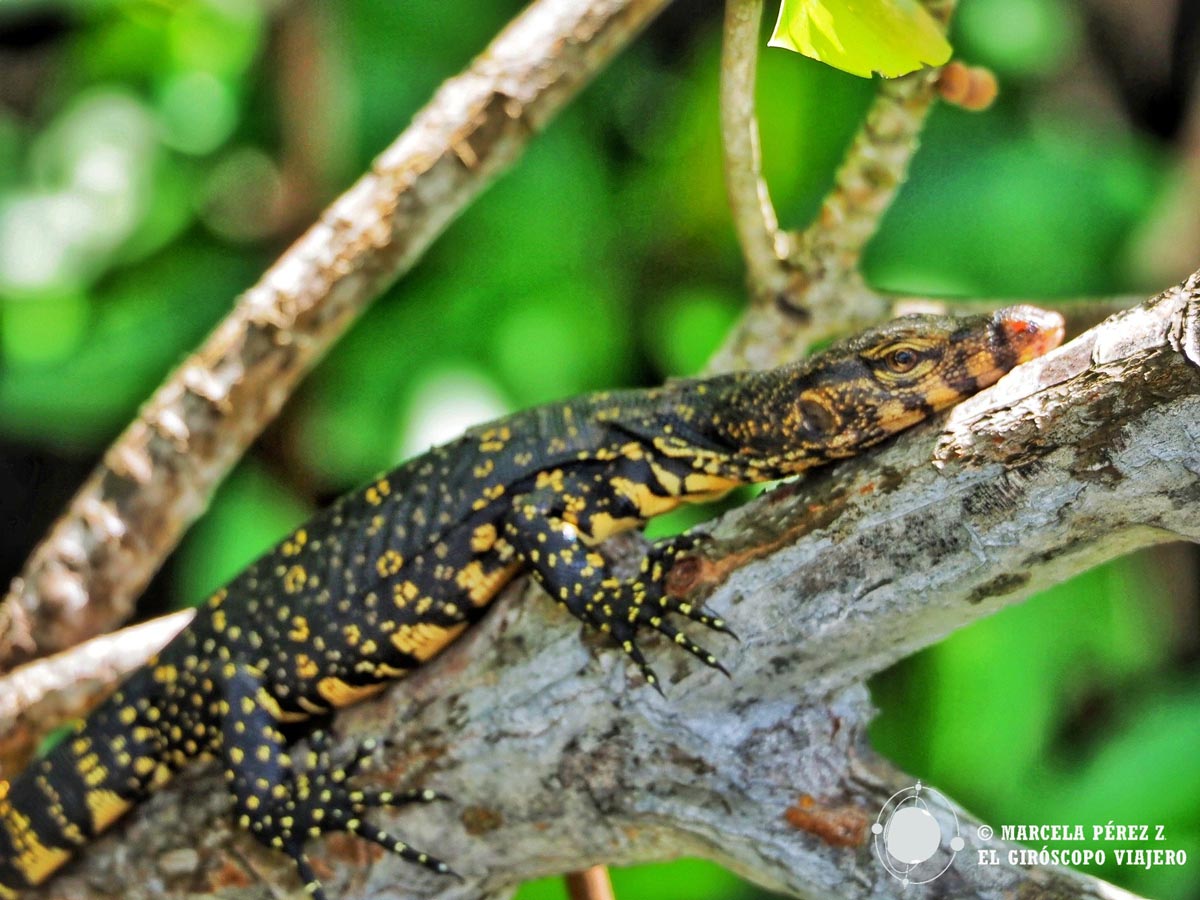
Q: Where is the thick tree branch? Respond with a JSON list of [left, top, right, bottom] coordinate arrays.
[[0, 0, 672, 675], [37, 270, 1200, 900]]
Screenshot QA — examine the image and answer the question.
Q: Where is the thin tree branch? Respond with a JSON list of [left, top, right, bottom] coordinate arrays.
[[711, 1, 958, 372], [720, 0, 792, 305], [788, 0, 957, 275], [0, 0, 674, 675], [565, 867, 615, 900], [36, 270, 1199, 900]]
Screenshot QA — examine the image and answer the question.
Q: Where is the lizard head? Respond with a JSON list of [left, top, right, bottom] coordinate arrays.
[[736, 305, 1065, 472]]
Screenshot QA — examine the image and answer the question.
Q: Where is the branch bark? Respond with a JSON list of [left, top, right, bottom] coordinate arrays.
[[35, 270, 1200, 900], [0, 0, 673, 675], [720, 0, 792, 306]]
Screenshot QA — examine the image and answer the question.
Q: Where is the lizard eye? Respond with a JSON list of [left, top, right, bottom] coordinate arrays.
[[884, 347, 919, 374]]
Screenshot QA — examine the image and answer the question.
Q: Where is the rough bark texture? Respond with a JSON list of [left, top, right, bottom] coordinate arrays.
[[33, 272, 1200, 900], [0, 0, 672, 675]]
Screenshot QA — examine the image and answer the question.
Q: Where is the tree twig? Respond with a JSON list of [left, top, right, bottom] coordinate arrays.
[[34, 270, 1199, 900], [720, 0, 792, 306], [711, 1, 958, 371], [565, 866, 616, 900], [0, 0, 675, 675]]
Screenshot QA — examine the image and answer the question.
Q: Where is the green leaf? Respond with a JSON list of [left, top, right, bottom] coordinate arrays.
[[769, 0, 952, 78]]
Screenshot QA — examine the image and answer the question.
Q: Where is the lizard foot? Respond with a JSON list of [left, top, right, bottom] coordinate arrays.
[[246, 733, 456, 900]]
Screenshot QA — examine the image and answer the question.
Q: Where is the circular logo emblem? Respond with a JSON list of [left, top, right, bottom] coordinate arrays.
[[872, 781, 965, 884]]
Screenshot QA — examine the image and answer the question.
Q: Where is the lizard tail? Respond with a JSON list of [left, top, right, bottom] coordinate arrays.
[[0, 671, 171, 893]]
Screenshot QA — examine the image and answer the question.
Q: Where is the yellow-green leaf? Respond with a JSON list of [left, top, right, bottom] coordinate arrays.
[[769, 0, 952, 78]]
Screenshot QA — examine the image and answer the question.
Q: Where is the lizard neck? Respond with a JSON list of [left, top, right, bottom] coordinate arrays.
[[645, 368, 836, 482]]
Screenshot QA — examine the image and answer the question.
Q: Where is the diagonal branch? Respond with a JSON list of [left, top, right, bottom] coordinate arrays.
[[0, 0, 675, 676], [36, 270, 1200, 900]]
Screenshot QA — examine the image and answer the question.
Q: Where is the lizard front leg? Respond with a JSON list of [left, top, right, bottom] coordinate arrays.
[[503, 479, 731, 690], [216, 666, 451, 900]]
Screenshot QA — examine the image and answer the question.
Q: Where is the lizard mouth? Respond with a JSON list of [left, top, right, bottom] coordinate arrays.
[[993, 305, 1067, 363]]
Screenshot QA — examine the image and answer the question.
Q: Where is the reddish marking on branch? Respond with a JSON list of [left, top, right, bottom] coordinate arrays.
[[784, 795, 870, 849], [206, 860, 254, 892], [665, 492, 852, 597]]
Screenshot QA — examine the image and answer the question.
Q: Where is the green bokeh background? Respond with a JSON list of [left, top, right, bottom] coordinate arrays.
[[0, 1, 1196, 898]]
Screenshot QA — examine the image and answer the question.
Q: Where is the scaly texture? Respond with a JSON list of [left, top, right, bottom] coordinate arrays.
[[0, 307, 1063, 900]]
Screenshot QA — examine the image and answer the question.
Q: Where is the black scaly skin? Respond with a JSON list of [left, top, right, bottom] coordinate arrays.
[[0, 306, 1064, 899]]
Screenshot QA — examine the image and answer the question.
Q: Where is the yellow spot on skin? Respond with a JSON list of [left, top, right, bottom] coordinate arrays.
[[283, 565, 307, 594], [392, 581, 419, 607], [919, 381, 965, 413], [610, 476, 684, 518], [288, 616, 310, 642], [282, 528, 308, 557], [649, 461, 682, 494], [295, 654, 319, 679], [151, 664, 177, 684], [86, 789, 133, 832], [254, 686, 307, 723], [364, 478, 391, 506], [390, 622, 468, 661], [12, 837, 73, 885], [965, 351, 1000, 381], [298, 697, 329, 714], [577, 511, 640, 544], [680, 471, 743, 501], [874, 399, 926, 433], [535, 469, 565, 491], [376, 549, 404, 577], [454, 561, 521, 606], [118, 706, 137, 726], [316, 678, 388, 708], [470, 523, 498, 553]]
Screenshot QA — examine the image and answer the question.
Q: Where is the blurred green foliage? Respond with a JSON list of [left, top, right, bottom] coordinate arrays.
[[0, 0, 1195, 898]]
